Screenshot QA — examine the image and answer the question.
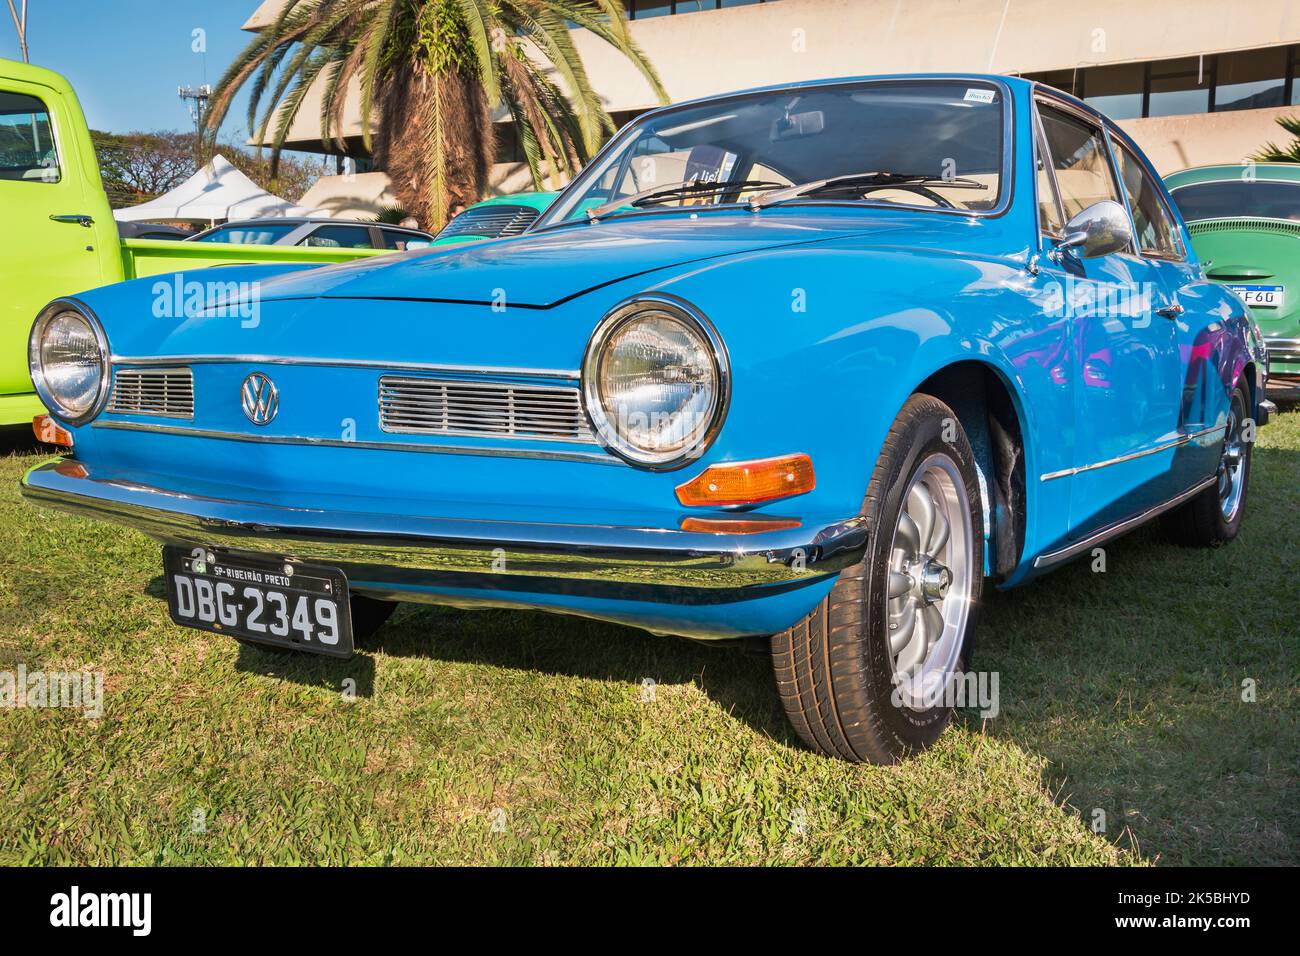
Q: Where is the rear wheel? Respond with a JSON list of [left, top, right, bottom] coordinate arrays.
[[771, 394, 984, 763], [1160, 380, 1252, 547]]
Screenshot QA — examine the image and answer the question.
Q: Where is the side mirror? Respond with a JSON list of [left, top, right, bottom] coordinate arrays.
[[1054, 199, 1132, 260]]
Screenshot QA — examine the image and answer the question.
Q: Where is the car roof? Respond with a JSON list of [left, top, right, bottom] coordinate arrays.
[[0, 56, 75, 94], [1164, 164, 1300, 188], [630, 72, 1030, 123]]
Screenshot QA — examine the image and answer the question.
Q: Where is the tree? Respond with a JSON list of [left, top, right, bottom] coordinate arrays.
[[5, 0, 28, 63], [204, 0, 666, 230], [222, 144, 330, 199], [1253, 115, 1300, 163], [92, 130, 197, 206], [94, 130, 327, 207]]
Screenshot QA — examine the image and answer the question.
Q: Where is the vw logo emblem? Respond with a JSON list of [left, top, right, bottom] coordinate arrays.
[[240, 372, 279, 425]]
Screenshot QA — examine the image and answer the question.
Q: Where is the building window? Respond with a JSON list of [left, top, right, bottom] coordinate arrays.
[[1081, 63, 1145, 120], [1147, 57, 1211, 117], [1023, 43, 1300, 120], [1216, 47, 1287, 111], [628, 0, 777, 18]]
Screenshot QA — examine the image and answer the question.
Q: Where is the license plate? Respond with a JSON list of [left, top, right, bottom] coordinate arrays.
[[1228, 284, 1285, 309], [163, 546, 354, 657]]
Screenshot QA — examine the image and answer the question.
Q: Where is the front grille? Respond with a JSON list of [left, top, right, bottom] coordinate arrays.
[[107, 367, 194, 419], [436, 204, 542, 240], [379, 377, 594, 443]]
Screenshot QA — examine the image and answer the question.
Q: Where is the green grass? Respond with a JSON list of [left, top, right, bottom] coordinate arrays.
[[0, 409, 1296, 866]]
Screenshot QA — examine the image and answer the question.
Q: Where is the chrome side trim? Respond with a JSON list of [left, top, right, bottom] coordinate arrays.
[[20, 458, 866, 594], [1033, 475, 1216, 570], [110, 354, 580, 381], [1039, 425, 1225, 482], [91, 419, 619, 465]]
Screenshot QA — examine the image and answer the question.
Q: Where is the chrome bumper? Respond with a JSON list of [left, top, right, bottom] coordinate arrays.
[[1265, 337, 1300, 367], [19, 458, 866, 601]]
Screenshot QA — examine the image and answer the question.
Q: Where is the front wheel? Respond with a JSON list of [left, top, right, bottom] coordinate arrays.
[[771, 394, 984, 763]]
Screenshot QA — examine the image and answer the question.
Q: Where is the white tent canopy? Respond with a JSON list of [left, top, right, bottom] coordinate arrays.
[[113, 154, 322, 223]]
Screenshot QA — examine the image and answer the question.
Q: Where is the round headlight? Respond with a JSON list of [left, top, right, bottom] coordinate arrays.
[[29, 302, 109, 424], [582, 297, 729, 468]]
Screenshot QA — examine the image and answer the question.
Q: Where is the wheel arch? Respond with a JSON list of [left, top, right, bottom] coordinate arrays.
[[912, 359, 1030, 579]]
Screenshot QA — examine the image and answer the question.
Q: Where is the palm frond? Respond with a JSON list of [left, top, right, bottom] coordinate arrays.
[[208, 0, 662, 224]]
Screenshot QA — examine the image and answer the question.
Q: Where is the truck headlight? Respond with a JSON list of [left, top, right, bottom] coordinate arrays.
[[582, 296, 729, 469], [29, 301, 109, 425]]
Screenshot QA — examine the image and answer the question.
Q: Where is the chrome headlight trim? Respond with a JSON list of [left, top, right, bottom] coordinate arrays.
[[28, 297, 111, 426], [581, 294, 730, 471]]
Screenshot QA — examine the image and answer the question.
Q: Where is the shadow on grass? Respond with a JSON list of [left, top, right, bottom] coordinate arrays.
[[363, 604, 796, 743], [145, 572, 382, 697], [0, 424, 54, 458], [135, 439, 1298, 864]]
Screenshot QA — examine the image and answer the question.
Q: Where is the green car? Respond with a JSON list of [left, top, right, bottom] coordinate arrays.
[[431, 192, 558, 245], [1166, 164, 1300, 382]]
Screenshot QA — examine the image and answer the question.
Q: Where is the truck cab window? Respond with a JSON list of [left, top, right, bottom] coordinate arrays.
[[0, 91, 60, 184]]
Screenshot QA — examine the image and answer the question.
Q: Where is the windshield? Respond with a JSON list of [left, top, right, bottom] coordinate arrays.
[[191, 223, 298, 244], [538, 79, 1007, 227], [1169, 180, 1300, 223]]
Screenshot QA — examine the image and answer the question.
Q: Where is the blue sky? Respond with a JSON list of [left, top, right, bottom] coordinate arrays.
[[1, 1, 263, 141]]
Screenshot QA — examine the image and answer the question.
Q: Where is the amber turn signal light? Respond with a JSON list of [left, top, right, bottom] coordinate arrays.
[[680, 516, 801, 534], [33, 415, 73, 447], [675, 453, 814, 507]]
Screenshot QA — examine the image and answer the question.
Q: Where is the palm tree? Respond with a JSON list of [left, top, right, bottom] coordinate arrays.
[[1253, 115, 1300, 163], [205, 0, 665, 229]]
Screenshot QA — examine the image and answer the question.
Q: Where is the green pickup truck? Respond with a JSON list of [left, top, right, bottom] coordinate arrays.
[[0, 58, 383, 426]]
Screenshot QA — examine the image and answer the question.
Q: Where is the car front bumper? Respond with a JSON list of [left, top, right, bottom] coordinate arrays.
[[20, 457, 865, 636], [1266, 337, 1300, 376]]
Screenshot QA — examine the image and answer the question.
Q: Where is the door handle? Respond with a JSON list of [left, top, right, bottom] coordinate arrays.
[[1155, 302, 1184, 319], [50, 214, 95, 227]]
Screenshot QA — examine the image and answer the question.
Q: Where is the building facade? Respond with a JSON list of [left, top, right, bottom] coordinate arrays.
[[243, 0, 1300, 216]]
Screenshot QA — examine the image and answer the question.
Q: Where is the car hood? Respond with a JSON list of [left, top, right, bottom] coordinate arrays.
[[249, 213, 888, 308]]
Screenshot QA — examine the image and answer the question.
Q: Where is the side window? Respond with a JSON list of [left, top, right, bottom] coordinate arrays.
[[0, 90, 60, 183], [1038, 103, 1121, 221], [300, 225, 375, 248], [379, 229, 419, 250], [1114, 140, 1182, 259], [1035, 117, 1064, 235]]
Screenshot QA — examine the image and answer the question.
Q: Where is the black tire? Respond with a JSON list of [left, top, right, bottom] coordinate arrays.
[[235, 594, 397, 653], [1160, 380, 1252, 547], [771, 393, 984, 764]]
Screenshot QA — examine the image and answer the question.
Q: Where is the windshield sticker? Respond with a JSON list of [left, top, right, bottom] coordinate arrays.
[[964, 88, 996, 104]]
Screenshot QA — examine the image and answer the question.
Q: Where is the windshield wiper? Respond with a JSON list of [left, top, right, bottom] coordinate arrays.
[[586, 179, 785, 222], [749, 171, 988, 210]]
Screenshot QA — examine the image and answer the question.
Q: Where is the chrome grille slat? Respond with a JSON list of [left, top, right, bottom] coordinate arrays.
[[107, 367, 194, 419], [379, 376, 594, 443]]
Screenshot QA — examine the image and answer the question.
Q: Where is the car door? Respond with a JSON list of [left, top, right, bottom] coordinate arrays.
[[0, 76, 115, 407], [1035, 99, 1184, 540], [1111, 134, 1225, 487]]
